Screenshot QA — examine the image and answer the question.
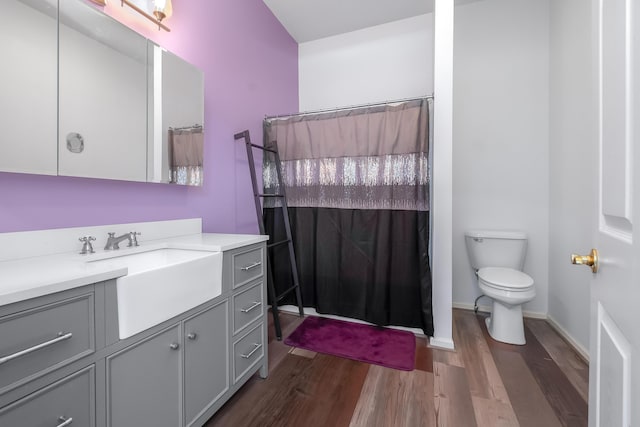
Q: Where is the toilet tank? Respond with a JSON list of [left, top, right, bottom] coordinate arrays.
[[464, 230, 528, 271]]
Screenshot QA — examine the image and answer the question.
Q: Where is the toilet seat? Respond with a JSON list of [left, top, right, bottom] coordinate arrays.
[[478, 267, 533, 292]]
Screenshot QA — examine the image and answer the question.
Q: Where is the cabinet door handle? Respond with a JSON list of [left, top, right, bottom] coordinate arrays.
[[240, 261, 262, 271], [57, 416, 73, 427], [240, 301, 262, 313], [240, 343, 262, 359], [169, 343, 180, 350], [187, 333, 197, 340], [0, 332, 73, 365]]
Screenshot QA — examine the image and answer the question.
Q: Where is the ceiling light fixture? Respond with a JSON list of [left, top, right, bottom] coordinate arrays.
[[120, 0, 172, 32]]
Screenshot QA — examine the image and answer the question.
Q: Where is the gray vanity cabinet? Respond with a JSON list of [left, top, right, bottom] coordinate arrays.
[[183, 300, 229, 427], [107, 325, 181, 427], [0, 240, 267, 427]]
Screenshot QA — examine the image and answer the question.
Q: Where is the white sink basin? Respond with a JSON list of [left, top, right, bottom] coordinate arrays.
[[89, 248, 222, 339]]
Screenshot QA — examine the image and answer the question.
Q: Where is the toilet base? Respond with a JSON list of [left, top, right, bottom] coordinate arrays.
[[485, 299, 526, 345]]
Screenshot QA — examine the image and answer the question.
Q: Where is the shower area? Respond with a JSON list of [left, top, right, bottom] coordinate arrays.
[[262, 98, 434, 336]]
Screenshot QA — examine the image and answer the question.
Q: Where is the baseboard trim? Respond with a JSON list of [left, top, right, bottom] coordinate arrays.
[[453, 302, 590, 362], [429, 336, 455, 350], [452, 302, 547, 319], [546, 314, 590, 363]]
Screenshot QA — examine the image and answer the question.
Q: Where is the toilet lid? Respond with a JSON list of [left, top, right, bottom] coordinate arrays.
[[478, 267, 533, 290]]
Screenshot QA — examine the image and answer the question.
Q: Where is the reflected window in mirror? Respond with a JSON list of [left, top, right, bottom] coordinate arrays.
[[148, 45, 204, 186]]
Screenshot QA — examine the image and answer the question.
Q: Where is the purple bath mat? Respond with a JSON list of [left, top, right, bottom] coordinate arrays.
[[284, 316, 416, 371]]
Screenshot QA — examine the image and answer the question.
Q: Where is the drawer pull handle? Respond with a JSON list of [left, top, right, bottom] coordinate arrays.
[[187, 333, 197, 340], [240, 261, 262, 271], [240, 343, 262, 359], [57, 416, 73, 427], [0, 332, 73, 365], [169, 343, 180, 350], [241, 301, 262, 313]]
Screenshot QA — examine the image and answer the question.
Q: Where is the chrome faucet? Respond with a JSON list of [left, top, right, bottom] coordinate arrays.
[[104, 231, 141, 250]]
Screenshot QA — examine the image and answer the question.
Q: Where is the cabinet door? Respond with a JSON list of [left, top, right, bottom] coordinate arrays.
[[183, 300, 229, 427], [58, 0, 148, 182], [0, 0, 57, 175], [107, 325, 181, 427]]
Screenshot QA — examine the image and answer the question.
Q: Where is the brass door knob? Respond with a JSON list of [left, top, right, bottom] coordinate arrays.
[[571, 248, 599, 273]]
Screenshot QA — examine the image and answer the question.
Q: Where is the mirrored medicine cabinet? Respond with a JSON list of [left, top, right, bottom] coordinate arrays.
[[0, 0, 204, 185]]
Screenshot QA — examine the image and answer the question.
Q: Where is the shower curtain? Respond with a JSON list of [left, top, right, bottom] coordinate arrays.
[[263, 99, 433, 336]]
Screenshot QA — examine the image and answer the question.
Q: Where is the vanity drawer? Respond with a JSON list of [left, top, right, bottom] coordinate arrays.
[[0, 365, 95, 427], [232, 281, 264, 335], [233, 323, 264, 384], [232, 247, 264, 289], [0, 293, 95, 393]]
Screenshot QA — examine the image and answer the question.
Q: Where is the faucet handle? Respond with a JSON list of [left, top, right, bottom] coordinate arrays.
[[79, 235, 96, 255], [108, 232, 115, 238], [129, 231, 141, 247]]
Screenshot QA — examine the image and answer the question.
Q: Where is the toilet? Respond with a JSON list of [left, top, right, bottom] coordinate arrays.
[[464, 230, 535, 345]]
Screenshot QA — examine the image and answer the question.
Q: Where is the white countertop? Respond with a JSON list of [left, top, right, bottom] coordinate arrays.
[[0, 233, 268, 308], [161, 233, 269, 252]]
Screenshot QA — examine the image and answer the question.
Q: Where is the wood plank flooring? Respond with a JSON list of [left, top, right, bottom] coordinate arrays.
[[205, 309, 589, 427]]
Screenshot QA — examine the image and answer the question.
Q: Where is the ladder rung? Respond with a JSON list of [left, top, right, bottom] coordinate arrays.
[[276, 284, 300, 302], [249, 143, 278, 153], [268, 239, 291, 249], [258, 193, 284, 198]]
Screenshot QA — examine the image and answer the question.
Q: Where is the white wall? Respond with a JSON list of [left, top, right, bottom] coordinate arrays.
[[452, 0, 550, 315], [431, 0, 455, 349], [547, 0, 594, 354], [299, 14, 433, 111]]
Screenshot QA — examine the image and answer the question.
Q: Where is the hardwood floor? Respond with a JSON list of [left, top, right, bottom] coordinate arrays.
[[205, 309, 589, 427]]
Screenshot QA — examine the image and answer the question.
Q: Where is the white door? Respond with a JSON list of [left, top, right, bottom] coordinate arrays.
[[584, 0, 640, 425]]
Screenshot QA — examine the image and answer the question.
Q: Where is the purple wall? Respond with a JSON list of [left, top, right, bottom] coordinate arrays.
[[0, 0, 298, 234]]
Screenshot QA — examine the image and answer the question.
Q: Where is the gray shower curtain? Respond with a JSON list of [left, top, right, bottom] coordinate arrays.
[[263, 99, 433, 336]]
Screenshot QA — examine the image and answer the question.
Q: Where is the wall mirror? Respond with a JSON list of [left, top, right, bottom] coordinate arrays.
[[0, 0, 57, 176], [59, 0, 148, 182], [0, 0, 205, 186]]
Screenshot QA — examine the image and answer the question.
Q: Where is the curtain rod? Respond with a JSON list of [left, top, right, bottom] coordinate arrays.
[[264, 95, 433, 121]]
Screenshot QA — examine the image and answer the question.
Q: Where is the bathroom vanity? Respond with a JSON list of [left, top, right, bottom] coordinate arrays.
[[0, 220, 268, 427]]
